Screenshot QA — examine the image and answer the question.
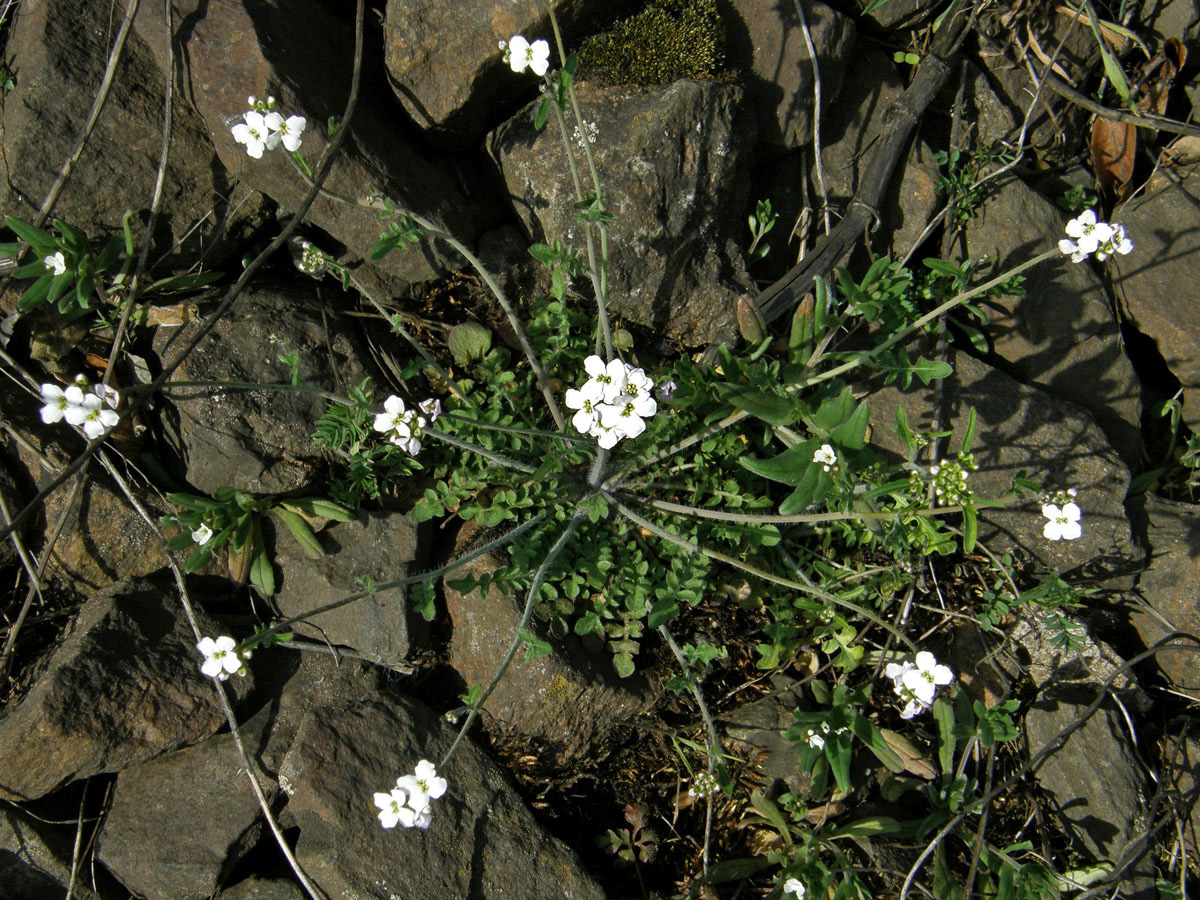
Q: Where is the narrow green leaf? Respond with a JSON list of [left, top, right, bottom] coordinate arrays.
[[274, 508, 323, 559], [740, 441, 817, 486], [722, 386, 799, 425], [933, 697, 956, 777]]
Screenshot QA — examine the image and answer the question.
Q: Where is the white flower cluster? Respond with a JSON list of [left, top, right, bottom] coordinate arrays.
[[687, 771, 719, 799], [801, 721, 846, 750], [196, 635, 251, 681], [812, 443, 838, 473], [1041, 488, 1081, 541], [374, 759, 448, 830], [294, 240, 327, 278], [1059, 210, 1133, 263], [373, 395, 441, 457], [783, 877, 806, 898], [40, 375, 120, 440], [231, 95, 306, 159], [884, 651, 953, 719], [501, 34, 550, 76], [565, 356, 657, 449]]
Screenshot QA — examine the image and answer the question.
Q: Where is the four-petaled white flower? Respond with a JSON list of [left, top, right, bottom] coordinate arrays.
[[74, 393, 119, 440], [231, 110, 279, 159], [265, 112, 306, 152], [1042, 501, 1082, 541], [885, 652, 953, 718], [783, 877, 806, 898], [1059, 210, 1133, 263], [396, 759, 448, 814], [374, 787, 423, 829], [39, 383, 83, 424], [94, 382, 120, 410], [44, 251, 67, 276], [566, 356, 658, 447], [813, 443, 837, 472], [192, 523, 214, 546], [196, 635, 249, 681], [506, 34, 551, 76], [372, 394, 435, 457]]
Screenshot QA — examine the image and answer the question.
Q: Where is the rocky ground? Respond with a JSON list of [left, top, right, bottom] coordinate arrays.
[[1, 0, 1199, 898]]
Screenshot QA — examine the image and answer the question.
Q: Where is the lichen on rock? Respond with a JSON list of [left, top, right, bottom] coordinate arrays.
[[577, 0, 727, 85]]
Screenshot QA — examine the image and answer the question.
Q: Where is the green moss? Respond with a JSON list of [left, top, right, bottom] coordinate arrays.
[[577, 0, 727, 86]]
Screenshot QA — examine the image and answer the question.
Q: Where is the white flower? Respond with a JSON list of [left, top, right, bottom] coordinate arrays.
[[658, 379, 677, 401], [191, 523, 214, 546], [231, 110, 280, 159], [40, 383, 84, 424], [567, 358, 659, 446], [599, 397, 650, 440], [804, 728, 825, 750], [1042, 502, 1082, 541], [417, 397, 441, 422], [374, 788, 422, 829], [196, 635, 247, 681], [506, 34, 550, 76], [902, 651, 954, 705], [43, 251, 66, 276], [1095, 223, 1133, 261], [583, 355, 628, 403], [395, 759, 448, 815], [1059, 210, 1132, 263], [813, 443, 837, 472], [74, 393, 119, 439], [783, 877, 806, 898], [265, 112, 306, 152], [93, 382, 120, 410], [373, 394, 410, 435], [565, 387, 602, 435]]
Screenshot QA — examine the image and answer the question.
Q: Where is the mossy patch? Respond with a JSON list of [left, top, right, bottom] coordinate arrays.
[[577, 0, 727, 86]]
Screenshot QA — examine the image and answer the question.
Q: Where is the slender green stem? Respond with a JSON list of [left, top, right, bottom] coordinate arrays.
[[239, 513, 546, 651], [648, 497, 969, 524], [425, 428, 536, 474], [440, 510, 584, 769], [347, 271, 472, 407], [156, 379, 349, 403], [606, 493, 917, 651], [442, 411, 586, 443]]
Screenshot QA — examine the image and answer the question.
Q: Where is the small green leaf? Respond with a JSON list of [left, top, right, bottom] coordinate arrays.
[[740, 441, 818, 486], [274, 508, 323, 559], [722, 386, 799, 425], [519, 629, 552, 661]]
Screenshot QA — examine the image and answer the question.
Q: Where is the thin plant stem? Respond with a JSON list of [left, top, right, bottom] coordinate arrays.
[[648, 497, 971, 524], [439, 510, 584, 769], [794, 0, 830, 235], [425, 428, 537, 474], [606, 493, 917, 651]]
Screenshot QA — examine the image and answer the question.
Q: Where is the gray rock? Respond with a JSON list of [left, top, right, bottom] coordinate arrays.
[[867, 350, 1139, 577], [722, 0, 856, 149], [444, 524, 657, 766], [1114, 170, 1200, 432], [963, 175, 1144, 464], [144, 0, 475, 283], [0, 0, 271, 268], [1025, 686, 1151, 883], [97, 725, 272, 900], [489, 79, 756, 346], [0, 806, 99, 900], [817, 47, 941, 258], [0, 573, 252, 802], [273, 510, 421, 666], [382, 0, 630, 144], [216, 875, 305, 900], [277, 694, 606, 900], [1127, 495, 1200, 693], [153, 280, 368, 495], [724, 678, 812, 798]]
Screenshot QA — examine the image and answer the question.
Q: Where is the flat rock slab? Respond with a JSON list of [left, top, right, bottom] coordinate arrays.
[[97, 724, 271, 900], [965, 176, 1143, 463], [489, 79, 755, 346], [153, 280, 368, 495], [867, 350, 1138, 578], [273, 510, 420, 666], [0, 0, 271, 267], [1114, 168, 1200, 432], [0, 806, 98, 900], [1127, 495, 1200, 693], [278, 694, 605, 900], [0, 573, 251, 802]]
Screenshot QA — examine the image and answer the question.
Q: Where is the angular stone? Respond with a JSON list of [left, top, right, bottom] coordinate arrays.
[[152, 280, 369, 495], [382, 0, 628, 144], [1127, 495, 1200, 693], [443, 524, 657, 766], [1114, 170, 1200, 432], [216, 875, 305, 900], [97, 725, 271, 900], [964, 175, 1143, 463], [489, 79, 755, 345], [278, 694, 605, 900], [274, 511, 420, 666], [0, 806, 99, 900], [815, 47, 941, 258], [0, 573, 251, 801], [142, 0, 476, 284], [1025, 686, 1149, 871], [0, 0, 270, 268], [724, 678, 812, 798], [867, 350, 1138, 578], [723, 0, 856, 149]]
